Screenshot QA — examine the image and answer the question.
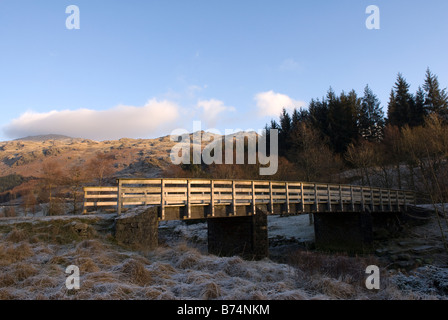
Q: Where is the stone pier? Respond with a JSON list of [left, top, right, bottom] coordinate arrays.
[[207, 208, 268, 260], [313, 212, 374, 253], [114, 206, 159, 251], [313, 211, 406, 253]]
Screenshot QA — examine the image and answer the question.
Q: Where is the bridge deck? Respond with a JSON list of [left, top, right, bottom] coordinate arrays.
[[83, 178, 416, 220]]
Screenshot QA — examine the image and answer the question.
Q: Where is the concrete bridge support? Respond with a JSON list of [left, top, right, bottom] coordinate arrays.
[[313, 211, 405, 253], [313, 212, 374, 253], [207, 208, 268, 260], [114, 206, 159, 251]]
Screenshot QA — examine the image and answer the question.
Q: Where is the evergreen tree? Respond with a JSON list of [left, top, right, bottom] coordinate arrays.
[[412, 86, 426, 127], [308, 97, 329, 139], [387, 73, 415, 127], [278, 108, 292, 156], [359, 85, 385, 142], [327, 89, 360, 153], [423, 68, 448, 119]]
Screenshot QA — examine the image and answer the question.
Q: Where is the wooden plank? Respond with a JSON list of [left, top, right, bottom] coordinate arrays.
[[253, 181, 271, 186], [84, 194, 118, 199], [121, 187, 162, 193], [119, 179, 164, 185], [211, 187, 233, 193], [234, 188, 253, 193], [285, 182, 290, 214], [233, 181, 253, 186], [84, 201, 118, 207], [269, 181, 274, 214], [84, 187, 118, 192]]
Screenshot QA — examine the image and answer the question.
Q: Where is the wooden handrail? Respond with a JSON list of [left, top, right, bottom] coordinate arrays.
[[83, 178, 417, 216]]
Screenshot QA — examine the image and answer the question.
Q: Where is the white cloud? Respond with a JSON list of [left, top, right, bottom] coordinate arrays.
[[279, 58, 300, 71], [196, 99, 236, 127], [3, 99, 181, 141], [254, 91, 306, 117]]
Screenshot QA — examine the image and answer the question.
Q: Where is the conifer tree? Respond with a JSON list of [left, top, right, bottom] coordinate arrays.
[[387, 73, 415, 127], [359, 85, 385, 142], [413, 86, 426, 127], [423, 68, 448, 119], [327, 89, 360, 153]]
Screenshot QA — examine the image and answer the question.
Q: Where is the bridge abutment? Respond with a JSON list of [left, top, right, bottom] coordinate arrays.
[[207, 208, 268, 260], [313, 212, 374, 253], [114, 206, 159, 251], [313, 211, 406, 253]]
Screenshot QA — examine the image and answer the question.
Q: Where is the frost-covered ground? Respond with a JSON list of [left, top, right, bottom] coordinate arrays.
[[0, 212, 447, 300]]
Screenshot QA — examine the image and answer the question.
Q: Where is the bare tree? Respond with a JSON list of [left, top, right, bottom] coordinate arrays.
[[86, 152, 116, 186], [64, 163, 89, 215], [40, 160, 64, 215]]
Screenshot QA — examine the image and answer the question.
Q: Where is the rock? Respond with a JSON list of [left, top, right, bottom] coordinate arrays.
[[72, 222, 89, 238], [397, 253, 412, 261], [412, 245, 436, 254]]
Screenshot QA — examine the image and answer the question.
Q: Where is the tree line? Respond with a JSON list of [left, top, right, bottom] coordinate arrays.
[[169, 68, 448, 200], [263, 68, 448, 197]]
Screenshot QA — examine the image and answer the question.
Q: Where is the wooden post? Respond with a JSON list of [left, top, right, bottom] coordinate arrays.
[[210, 180, 215, 217], [360, 187, 365, 211], [327, 184, 331, 212], [285, 182, 290, 215], [117, 179, 123, 215], [82, 187, 88, 214], [350, 186, 355, 212], [339, 185, 343, 211], [161, 179, 165, 220], [403, 191, 407, 211], [187, 180, 191, 218], [232, 180, 236, 216], [252, 181, 256, 215], [370, 188, 375, 212], [314, 184, 319, 212], [379, 189, 384, 212], [396, 190, 400, 211], [269, 181, 274, 214], [300, 183, 305, 213], [388, 190, 392, 211]]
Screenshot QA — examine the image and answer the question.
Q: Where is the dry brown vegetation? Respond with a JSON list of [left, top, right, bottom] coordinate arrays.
[[0, 218, 443, 301]]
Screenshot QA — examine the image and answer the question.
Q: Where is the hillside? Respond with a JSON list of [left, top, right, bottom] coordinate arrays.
[[0, 131, 259, 181], [0, 135, 176, 181]]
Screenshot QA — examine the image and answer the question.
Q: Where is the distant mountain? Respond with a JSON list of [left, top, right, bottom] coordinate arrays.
[[14, 134, 76, 142], [0, 130, 261, 182]]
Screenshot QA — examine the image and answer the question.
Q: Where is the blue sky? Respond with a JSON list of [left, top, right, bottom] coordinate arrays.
[[0, 0, 447, 141]]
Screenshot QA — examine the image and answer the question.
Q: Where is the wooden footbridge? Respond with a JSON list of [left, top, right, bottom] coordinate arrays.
[[83, 179, 419, 257], [83, 178, 416, 218]]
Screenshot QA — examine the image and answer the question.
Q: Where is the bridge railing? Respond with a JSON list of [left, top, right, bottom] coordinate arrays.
[[83, 178, 416, 216]]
